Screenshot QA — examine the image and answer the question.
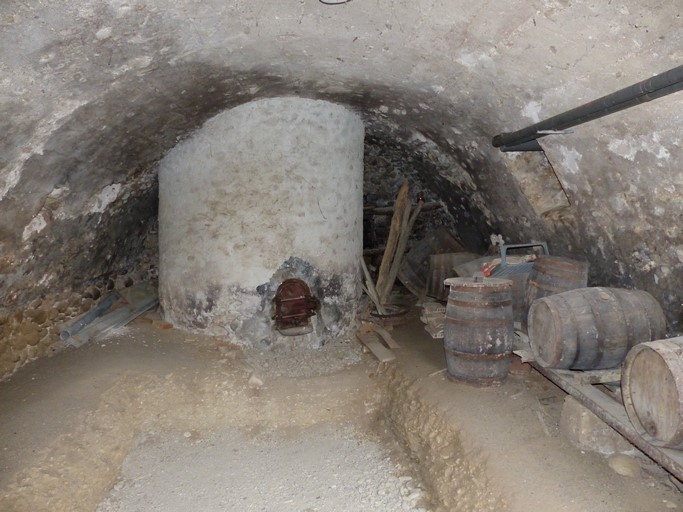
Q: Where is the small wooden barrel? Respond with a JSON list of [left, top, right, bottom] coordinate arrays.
[[521, 256, 588, 332], [443, 277, 513, 386], [622, 338, 683, 448], [528, 287, 666, 370]]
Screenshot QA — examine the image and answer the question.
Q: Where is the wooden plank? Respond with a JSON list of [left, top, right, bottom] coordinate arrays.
[[373, 325, 400, 349], [360, 257, 386, 316], [513, 349, 535, 363], [380, 198, 424, 304], [357, 323, 377, 336], [553, 368, 622, 385], [66, 284, 158, 348], [358, 323, 400, 349], [376, 182, 410, 300], [532, 362, 683, 482], [364, 201, 442, 215], [356, 332, 396, 363], [67, 300, 158, 348]]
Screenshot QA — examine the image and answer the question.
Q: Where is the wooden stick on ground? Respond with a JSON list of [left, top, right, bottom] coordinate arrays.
[[375, 181, 410, 300], [360, 257, 386, 315], [379, 199, 424, 304]]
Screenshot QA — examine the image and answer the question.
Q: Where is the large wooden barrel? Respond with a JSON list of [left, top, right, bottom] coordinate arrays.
[[622, 338, 683, 448], [528, 287, 666, 369], [521, 256, 588, 331], [443, 277, 513, 386]]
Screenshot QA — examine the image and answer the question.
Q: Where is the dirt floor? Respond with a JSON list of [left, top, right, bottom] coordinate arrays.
[[1, 313, 682, 511]]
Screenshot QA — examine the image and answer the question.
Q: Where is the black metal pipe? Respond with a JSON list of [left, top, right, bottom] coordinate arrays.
[[492, 64, 683, 149]]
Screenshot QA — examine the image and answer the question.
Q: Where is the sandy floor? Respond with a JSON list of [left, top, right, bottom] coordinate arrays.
[[97, 424, 425, 512], [1, 316, 682, 512], [0, 322, 427, 512]]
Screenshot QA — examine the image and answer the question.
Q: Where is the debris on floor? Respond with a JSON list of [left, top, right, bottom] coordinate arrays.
[[63, 282, 158, 348], [356, 323, 397, 363]]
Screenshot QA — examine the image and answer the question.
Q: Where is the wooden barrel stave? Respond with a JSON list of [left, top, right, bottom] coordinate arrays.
[[426, 252, 479, 301], [398, 227, 464, 297], [611, 289, 667, 347]]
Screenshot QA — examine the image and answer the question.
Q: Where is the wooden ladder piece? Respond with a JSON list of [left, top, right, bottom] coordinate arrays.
[[356, 332, 396, 363]]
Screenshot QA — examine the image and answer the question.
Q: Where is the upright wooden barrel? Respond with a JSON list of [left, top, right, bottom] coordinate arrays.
[[528, 287, 666, 370], [622, 337, 683, 448], [443, 277, 513, 386], [521, 256, 588, 332]]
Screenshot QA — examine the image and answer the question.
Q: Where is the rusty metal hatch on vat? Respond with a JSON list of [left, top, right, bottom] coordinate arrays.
[[273, 278, 320, 336]]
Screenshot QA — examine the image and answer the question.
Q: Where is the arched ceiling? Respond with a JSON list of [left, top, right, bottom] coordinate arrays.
[[0, 0, 681, 361]]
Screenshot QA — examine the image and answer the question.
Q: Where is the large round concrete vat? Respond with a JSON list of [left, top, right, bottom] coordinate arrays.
[[158, 97, 364, 346]]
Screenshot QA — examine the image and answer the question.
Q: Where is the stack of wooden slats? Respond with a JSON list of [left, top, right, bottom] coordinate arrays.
[[420, 301, 445, 339]]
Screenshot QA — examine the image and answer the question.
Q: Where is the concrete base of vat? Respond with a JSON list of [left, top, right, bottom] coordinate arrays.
[[161, 257, 359, 348]]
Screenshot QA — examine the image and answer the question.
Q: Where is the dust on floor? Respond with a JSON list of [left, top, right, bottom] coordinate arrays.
[[3, 320, 683, 512], [0, 323, 430, 512], [97, 424, 425, 512]]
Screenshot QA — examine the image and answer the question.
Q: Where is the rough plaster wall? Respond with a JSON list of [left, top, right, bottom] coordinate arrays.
[[363, 133, 486, 252], [0, 0, 681, 375], [159, 98, 364, 345]]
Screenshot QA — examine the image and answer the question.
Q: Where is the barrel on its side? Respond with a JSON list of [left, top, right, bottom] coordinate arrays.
[[622, 337, 683, 448], [443, 277, 513, 386], [426, 252, 479, 301], [521, 256, 588, 332], [528, 287, 666, 370]]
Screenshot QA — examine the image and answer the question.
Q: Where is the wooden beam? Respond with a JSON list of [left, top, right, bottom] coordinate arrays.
[[532, 363, 683, 482], [379, 198, 424, 304], [375, 181, 410, 300]]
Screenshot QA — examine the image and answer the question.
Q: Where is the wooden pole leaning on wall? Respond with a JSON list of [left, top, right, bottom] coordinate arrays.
[[360, 256, 386, 316], [379, 197, 424, 304], [375, 181, 410, 301]]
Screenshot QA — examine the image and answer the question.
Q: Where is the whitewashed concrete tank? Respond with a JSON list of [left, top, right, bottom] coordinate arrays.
[[158, 97, 364, 346]]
